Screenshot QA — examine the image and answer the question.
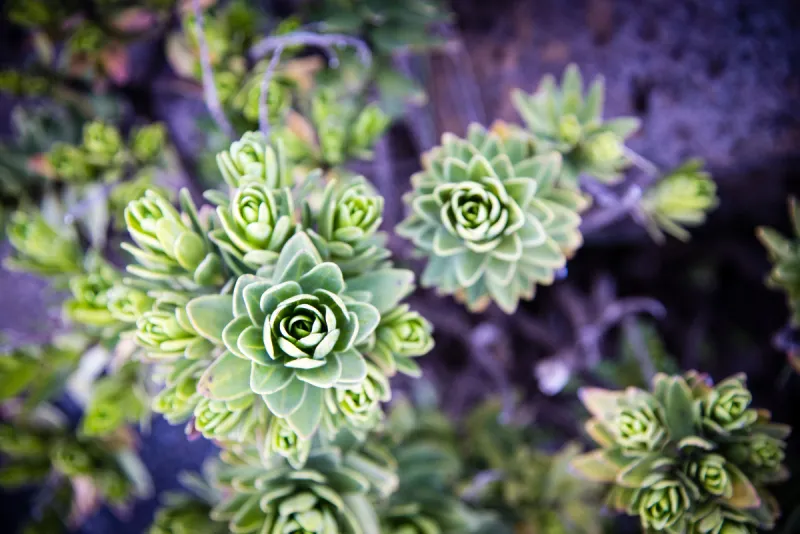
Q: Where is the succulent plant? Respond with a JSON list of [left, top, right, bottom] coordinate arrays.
[[758, 198, 800, 327], [0, 407, 151, 515], [642, 159, 718, 242], [80, 361, 146, 437], [131, 123, 168, 164], [185, 232, 405, 443], [63, 253, 120, 327], [306, 177, 391, 278], [571, 372, 790, 533], [82, 121, 125, 170], [135, 292, 214, 361], [149, 492, 226, 534], [47, 142, 93, 182], [215, 131, 293, 189], [511, 64, 640, 188], [397, 122, 588, 313], [210, 446, 383, 533], [123, 189, 225, 289], [5, 210, 82, 277], [209, 181, 297, 276]]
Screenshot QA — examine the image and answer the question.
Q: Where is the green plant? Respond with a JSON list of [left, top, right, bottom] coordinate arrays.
[[511, 64, 640, 188], [571, 372, 789, 533], [397, 121, 588, 313]]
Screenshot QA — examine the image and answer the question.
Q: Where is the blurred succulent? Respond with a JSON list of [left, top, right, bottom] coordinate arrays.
[[641, 159, 718, 242], [47, 142, 93, 182], [63, 253, 120, 327], [0, 407, 152, 516], [758, 198, 800, 327], [80, 361, 147, 437], [231, 64, 293, 126], [512, 64, 640, 188], [82, 121, 125, 169], [379, 398, 476, 534], [185, 232, 410, 442], [397, 122, 589, 313], [150, 492, 226, 534], [0, 334, 87, 408], [131, 123, 168, 164], [305, 177, 391, 278], [303, 88, 391, 167], [210, 446, 384, 533], [310, 0, 450, 55], [571, 372, 790, 533], [68, 23, 105, 55], [123, 189, 225, 289], [5, 209, 82, 277]]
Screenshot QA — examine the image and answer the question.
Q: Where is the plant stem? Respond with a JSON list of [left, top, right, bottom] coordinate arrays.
[[191, 0, 235, 140]]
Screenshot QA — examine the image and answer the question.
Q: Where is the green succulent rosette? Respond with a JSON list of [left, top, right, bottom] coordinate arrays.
[[642, 159, 718, 242], [367, 304, 433, 378], [47, 142, 93, 182], [131, 123, 168, 164], [231, 65, 293, 127], [5, 210, 82, 277], [123, 189, 224, 289], [210, 446, 381, 534], [396, 122, 588, 313], [571, 372, 790, 533], [209, 182, 297, 276], [63, 253, 119, 327], [80, 361, 146, 438], [82, 121, 124, 168], [511, 64, 640, 188], [324, 363, 391, 437], [215, 131, 293, 189], [135, 292, 214, 361], [695, 374, 758, 436], [185, 232, 389, 442], [306, 177, 391, 278], [758, 198, 800, 327]]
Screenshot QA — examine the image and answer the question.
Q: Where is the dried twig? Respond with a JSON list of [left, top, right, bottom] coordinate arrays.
[[250, 31, 372, 65], [623, 146, 660, 176], [259, 46, 284, 135], [249, 31, 372, 136], [191, 0, 235, 139], [581, 184, 644, 234]]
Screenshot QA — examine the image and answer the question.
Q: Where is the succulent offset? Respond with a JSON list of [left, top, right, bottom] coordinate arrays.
[[641, 159, 719, 242], [571, 372, 790, 533], [397, 122, 588, 313]]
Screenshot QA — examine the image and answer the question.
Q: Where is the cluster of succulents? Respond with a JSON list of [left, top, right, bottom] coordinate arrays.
[[0, 3, 781, 529], [0, 406, 152, 531], [571, 372, 790, 533]]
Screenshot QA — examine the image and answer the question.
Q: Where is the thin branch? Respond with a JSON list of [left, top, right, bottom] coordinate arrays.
[[250, 31, 372, 65], [623, 146, 660, 176], [581, 184, 644, 234], [259, 46, 284, 135], [191, 0, 235, 139], [250, 31, 372, 137]]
